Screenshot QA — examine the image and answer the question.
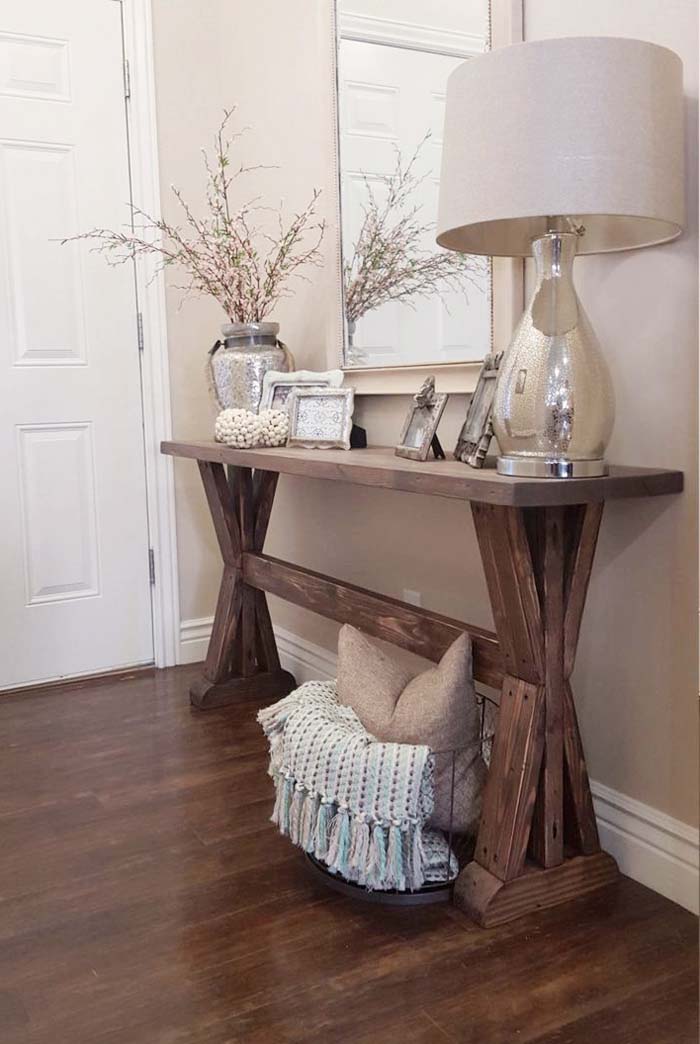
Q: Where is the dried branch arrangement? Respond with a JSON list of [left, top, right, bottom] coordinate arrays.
[[343, 135, 486, 326], [65, 109, 325, 323]]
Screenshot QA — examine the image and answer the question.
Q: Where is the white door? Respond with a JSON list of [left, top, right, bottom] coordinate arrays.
[[0, 0, 154, 688], [339, 39, 491, 367]]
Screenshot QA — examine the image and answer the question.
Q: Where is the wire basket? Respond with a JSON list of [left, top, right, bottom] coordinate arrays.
[[429, 687, 498, 885], [305, 687, 499, 904]]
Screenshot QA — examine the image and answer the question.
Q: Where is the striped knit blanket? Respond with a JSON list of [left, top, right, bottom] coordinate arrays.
[[257, 680, 457, 891]]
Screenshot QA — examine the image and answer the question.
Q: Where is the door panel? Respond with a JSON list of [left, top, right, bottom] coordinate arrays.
[[0, 0, 153, 687], [17, 422, 100, 606], [0, 30, 71, 103], [1, 139, 87, 365]]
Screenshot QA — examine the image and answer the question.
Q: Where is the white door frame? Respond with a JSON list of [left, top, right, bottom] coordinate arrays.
[[120, 0, 180, 667]]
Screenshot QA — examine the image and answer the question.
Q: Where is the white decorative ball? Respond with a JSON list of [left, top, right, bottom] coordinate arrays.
[[257, 409, 289, 448], [214, 408, 261, 449]]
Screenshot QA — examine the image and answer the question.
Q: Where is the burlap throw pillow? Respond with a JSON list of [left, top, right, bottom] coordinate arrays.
[[336, 625, 486, 835]]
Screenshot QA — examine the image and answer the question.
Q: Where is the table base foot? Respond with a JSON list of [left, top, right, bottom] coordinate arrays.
[[190, 669, 296, 710], [455, 851, 619, 927]]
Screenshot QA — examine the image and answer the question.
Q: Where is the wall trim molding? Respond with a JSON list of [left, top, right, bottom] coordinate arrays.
[[339, 12, 485, 59], [121, 0, 180, 667], [591, 780, 698, 915], [179, 616, 338, 681], [179, 616, 699, 914]]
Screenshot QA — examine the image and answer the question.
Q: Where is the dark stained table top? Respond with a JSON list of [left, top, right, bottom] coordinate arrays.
[[161, 441, 683, 507]]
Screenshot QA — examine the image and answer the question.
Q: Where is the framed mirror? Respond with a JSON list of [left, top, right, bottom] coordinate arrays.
[[330, 0, 523, 394]]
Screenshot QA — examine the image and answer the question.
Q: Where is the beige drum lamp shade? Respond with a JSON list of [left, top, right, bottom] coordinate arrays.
[[436, 36, 685, 257]]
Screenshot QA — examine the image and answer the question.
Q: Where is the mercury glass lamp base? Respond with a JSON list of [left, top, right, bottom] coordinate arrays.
[[497, 456, 609, 479], [491, 232, 615, 476]]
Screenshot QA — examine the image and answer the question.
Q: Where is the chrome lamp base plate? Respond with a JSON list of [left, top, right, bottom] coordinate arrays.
[[497, 456, 609, 479]]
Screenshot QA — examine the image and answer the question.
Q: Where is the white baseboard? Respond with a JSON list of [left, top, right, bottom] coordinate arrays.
[[179, 616, 699, 914], [179, 616, 337, 681], [591, 781, 698, 914], [178, 617, 214, 664]]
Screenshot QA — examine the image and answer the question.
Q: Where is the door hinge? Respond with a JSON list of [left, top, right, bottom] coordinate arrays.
[[137, 311, 144, 351], [148, 548, 156, 585], [123, 58, 131, 100]]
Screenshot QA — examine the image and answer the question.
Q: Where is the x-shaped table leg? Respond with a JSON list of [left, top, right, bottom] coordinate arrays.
[[456, 502, 619, 926], [190, 462, 296, 709]]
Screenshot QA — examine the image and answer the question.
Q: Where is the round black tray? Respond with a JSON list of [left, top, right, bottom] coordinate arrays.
[[304, 853, 454, 906]]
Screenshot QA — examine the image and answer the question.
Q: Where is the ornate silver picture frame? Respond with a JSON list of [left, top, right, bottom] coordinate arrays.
[[395, 377, 448, 462], [454, 351, 503, 467], [287, 387, 355, 450], [259, 369, 344, 413]]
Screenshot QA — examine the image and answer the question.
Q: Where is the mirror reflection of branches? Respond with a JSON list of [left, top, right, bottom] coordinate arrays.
[[343, 137, 487, 364], [337, 0, 492, 371]]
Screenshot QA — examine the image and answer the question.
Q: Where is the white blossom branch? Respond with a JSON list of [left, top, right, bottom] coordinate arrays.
[[63, 107, 325, 324]]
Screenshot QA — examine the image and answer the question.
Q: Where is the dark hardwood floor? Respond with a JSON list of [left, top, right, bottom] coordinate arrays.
[[0, 665, 697, 1043]]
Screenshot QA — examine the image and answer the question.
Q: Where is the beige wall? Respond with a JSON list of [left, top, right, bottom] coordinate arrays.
[[152, 0, 699, 829]]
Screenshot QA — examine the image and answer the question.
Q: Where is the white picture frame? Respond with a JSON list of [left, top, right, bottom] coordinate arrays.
[[259, 369, 344, 413], [287, 387, 355, 450]]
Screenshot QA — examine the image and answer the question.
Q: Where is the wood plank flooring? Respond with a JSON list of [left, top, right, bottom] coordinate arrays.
[[0, 664, 696, 1043]]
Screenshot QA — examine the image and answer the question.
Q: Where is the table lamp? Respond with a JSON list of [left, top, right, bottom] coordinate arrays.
[[437, 37, 685, 477]]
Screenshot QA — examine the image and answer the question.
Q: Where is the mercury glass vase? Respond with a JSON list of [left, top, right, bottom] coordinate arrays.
[[492, 232, 615, 478], [208, 321, 293, 413]]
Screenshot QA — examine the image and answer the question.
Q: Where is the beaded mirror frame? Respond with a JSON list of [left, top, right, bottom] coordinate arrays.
[[325, 0, 525, 395]]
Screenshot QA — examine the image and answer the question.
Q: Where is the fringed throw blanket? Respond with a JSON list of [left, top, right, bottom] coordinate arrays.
[[257, 680, 457, 891]]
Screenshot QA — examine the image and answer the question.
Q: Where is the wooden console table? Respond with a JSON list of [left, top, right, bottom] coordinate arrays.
[[161, 440, 682, 926]]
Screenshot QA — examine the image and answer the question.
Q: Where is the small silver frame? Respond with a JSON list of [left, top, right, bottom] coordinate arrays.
[[395, 383, 448, 462], [287, 387, 355, 450], [260, 369, 344, 413], [454, 351, 503, 467]]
